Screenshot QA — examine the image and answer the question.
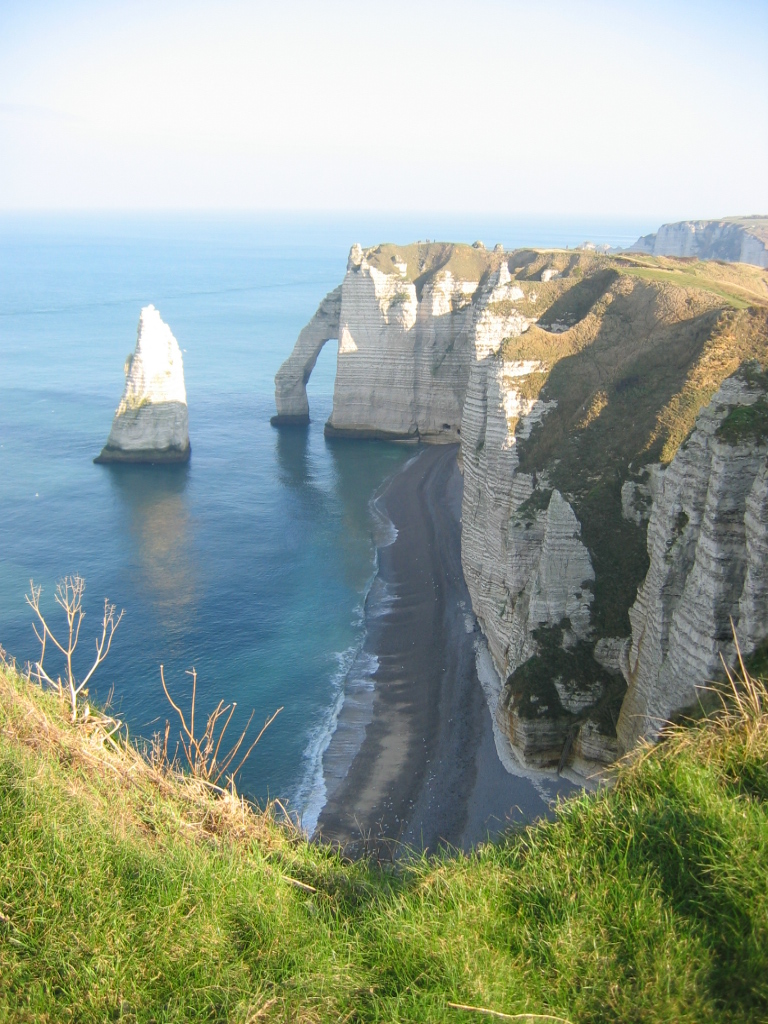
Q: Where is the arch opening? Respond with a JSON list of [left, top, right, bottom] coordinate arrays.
[[271, 284, 342, 426]]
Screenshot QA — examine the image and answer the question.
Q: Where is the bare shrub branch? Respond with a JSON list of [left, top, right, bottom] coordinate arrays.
[[26, 576, 123, 722], [160, 664, 281, 787]]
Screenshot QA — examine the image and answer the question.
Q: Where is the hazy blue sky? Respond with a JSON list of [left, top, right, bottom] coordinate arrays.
[[1, 0, 766, 216]]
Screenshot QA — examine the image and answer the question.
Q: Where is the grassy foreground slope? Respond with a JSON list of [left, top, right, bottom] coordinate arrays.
[[1, 658, 767, 1023]]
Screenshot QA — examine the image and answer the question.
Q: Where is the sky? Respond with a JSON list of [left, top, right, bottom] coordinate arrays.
[[0, 0, 766, 217]]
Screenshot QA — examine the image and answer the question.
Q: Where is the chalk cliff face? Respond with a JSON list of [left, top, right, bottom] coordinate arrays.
[[630, 218, 768, 268], [459, 254, 768, 768], [273, 242, 502, 440], [276, 243, 768, 768], [96, 305, 190, 464], [617, 369, 768, 752]]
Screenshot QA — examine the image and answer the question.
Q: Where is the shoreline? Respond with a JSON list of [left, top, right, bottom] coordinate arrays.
[[295, 462, 411, 837], [316, 444, 578, 856]]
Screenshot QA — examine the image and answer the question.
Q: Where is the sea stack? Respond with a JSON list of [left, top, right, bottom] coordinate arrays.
[[95, 305, 190, 464]]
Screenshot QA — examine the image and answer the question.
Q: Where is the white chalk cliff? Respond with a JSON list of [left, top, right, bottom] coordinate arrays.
[[272, 286, 343, 425], [96, 305, 190, 464], [617, 370, 768, 752], [275, 243, 768, 768], [273, 243, 493, 440], [629, 218, 768, 268]]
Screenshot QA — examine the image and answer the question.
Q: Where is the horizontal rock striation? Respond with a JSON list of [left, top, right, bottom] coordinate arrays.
[[96, 305, 190, 464], [275, 242, 768, 769], [629, 217, 768, 268], [617, 369, 768, 751], [274, 242, 504, 441], [459, 254, 768, 769]]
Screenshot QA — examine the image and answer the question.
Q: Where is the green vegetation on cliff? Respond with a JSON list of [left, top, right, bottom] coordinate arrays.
[[1, 656, 767, 1023], [365, 241, 501, 296], [500, 253, 768, 638]]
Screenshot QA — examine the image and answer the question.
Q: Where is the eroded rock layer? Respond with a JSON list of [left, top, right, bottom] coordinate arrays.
[[618, 369, 768, 751], [276, 243, 768, 768], [274, 242, 505, 440], [96, 305, 190, 464]]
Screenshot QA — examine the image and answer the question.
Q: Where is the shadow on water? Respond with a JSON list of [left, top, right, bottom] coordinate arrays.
[[103, 463, 196, 629], [327, 438, 416, 521], [325, 437, 415, 583], [274, 423, 312, 491]]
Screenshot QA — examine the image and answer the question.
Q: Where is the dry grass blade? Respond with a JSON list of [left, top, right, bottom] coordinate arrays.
[[160, 664, 282, 787], [714, 618, 767, 728], [446, 1003, 574, 1023]]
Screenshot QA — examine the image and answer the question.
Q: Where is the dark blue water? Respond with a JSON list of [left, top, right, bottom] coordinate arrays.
[[0, 212, 650, 826]]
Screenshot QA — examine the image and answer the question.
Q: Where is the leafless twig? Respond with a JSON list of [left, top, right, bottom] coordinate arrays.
[[160, 664, 281, 787], [26, 576, 123, 722]]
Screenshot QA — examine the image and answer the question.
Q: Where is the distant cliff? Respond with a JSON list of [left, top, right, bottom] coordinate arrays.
[[629, 217, 768, 268], [274, 243, 768, 770]]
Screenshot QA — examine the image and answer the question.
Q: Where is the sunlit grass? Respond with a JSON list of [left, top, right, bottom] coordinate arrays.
[[1, 651, 767, 1022]]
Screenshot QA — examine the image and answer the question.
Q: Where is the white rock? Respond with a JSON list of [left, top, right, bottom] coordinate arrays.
[[617, 374, 768, 751], [274, 244, 488, 441], [621, 478, 653, 525], [96, 305, 189, 463], [628, 219, 768, 267]]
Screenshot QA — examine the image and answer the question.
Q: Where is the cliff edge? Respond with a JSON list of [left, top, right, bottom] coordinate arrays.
[[275, 243, 768, 769]]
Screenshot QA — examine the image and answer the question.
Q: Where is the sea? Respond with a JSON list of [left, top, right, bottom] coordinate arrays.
[[0, 212, 649, 831]]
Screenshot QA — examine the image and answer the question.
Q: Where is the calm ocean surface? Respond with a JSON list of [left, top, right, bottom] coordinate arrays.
[[0, 212, 648, 827]]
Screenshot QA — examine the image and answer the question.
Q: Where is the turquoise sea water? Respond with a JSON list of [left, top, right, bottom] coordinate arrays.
[[0, 213, 649, 824]]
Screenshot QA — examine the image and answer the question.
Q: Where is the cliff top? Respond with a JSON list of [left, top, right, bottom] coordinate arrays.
[[1, 651, 766, 1021], [722, 215, 768, 244], [364, 241, 503, 288], [362, 242, 768, 308]]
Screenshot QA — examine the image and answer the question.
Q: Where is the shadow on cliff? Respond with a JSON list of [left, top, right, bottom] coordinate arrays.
[[517, 288, 727, 637], [537, 268, 618, 328]]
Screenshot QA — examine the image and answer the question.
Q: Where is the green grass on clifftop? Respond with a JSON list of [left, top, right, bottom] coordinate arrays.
[[1, 656, 767, 1022]]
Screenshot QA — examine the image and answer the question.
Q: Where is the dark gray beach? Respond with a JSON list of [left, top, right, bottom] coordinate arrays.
[[317, 444, 577, 856]]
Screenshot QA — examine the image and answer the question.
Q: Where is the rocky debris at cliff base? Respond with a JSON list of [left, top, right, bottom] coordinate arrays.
[[95, 305, 190, 465]]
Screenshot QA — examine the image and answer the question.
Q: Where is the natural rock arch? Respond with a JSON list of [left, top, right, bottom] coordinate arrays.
[[271, 285, 342, 425]]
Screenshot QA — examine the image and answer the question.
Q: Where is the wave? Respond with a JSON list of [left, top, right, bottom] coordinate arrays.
[[291, 643, 359, 838], [292, 458, 412, 836]]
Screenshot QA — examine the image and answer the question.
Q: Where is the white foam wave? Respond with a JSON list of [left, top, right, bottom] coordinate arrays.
[[291, 645, 357, 838], [292, 453, 419, 836], [370, 491, 397, 548]]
